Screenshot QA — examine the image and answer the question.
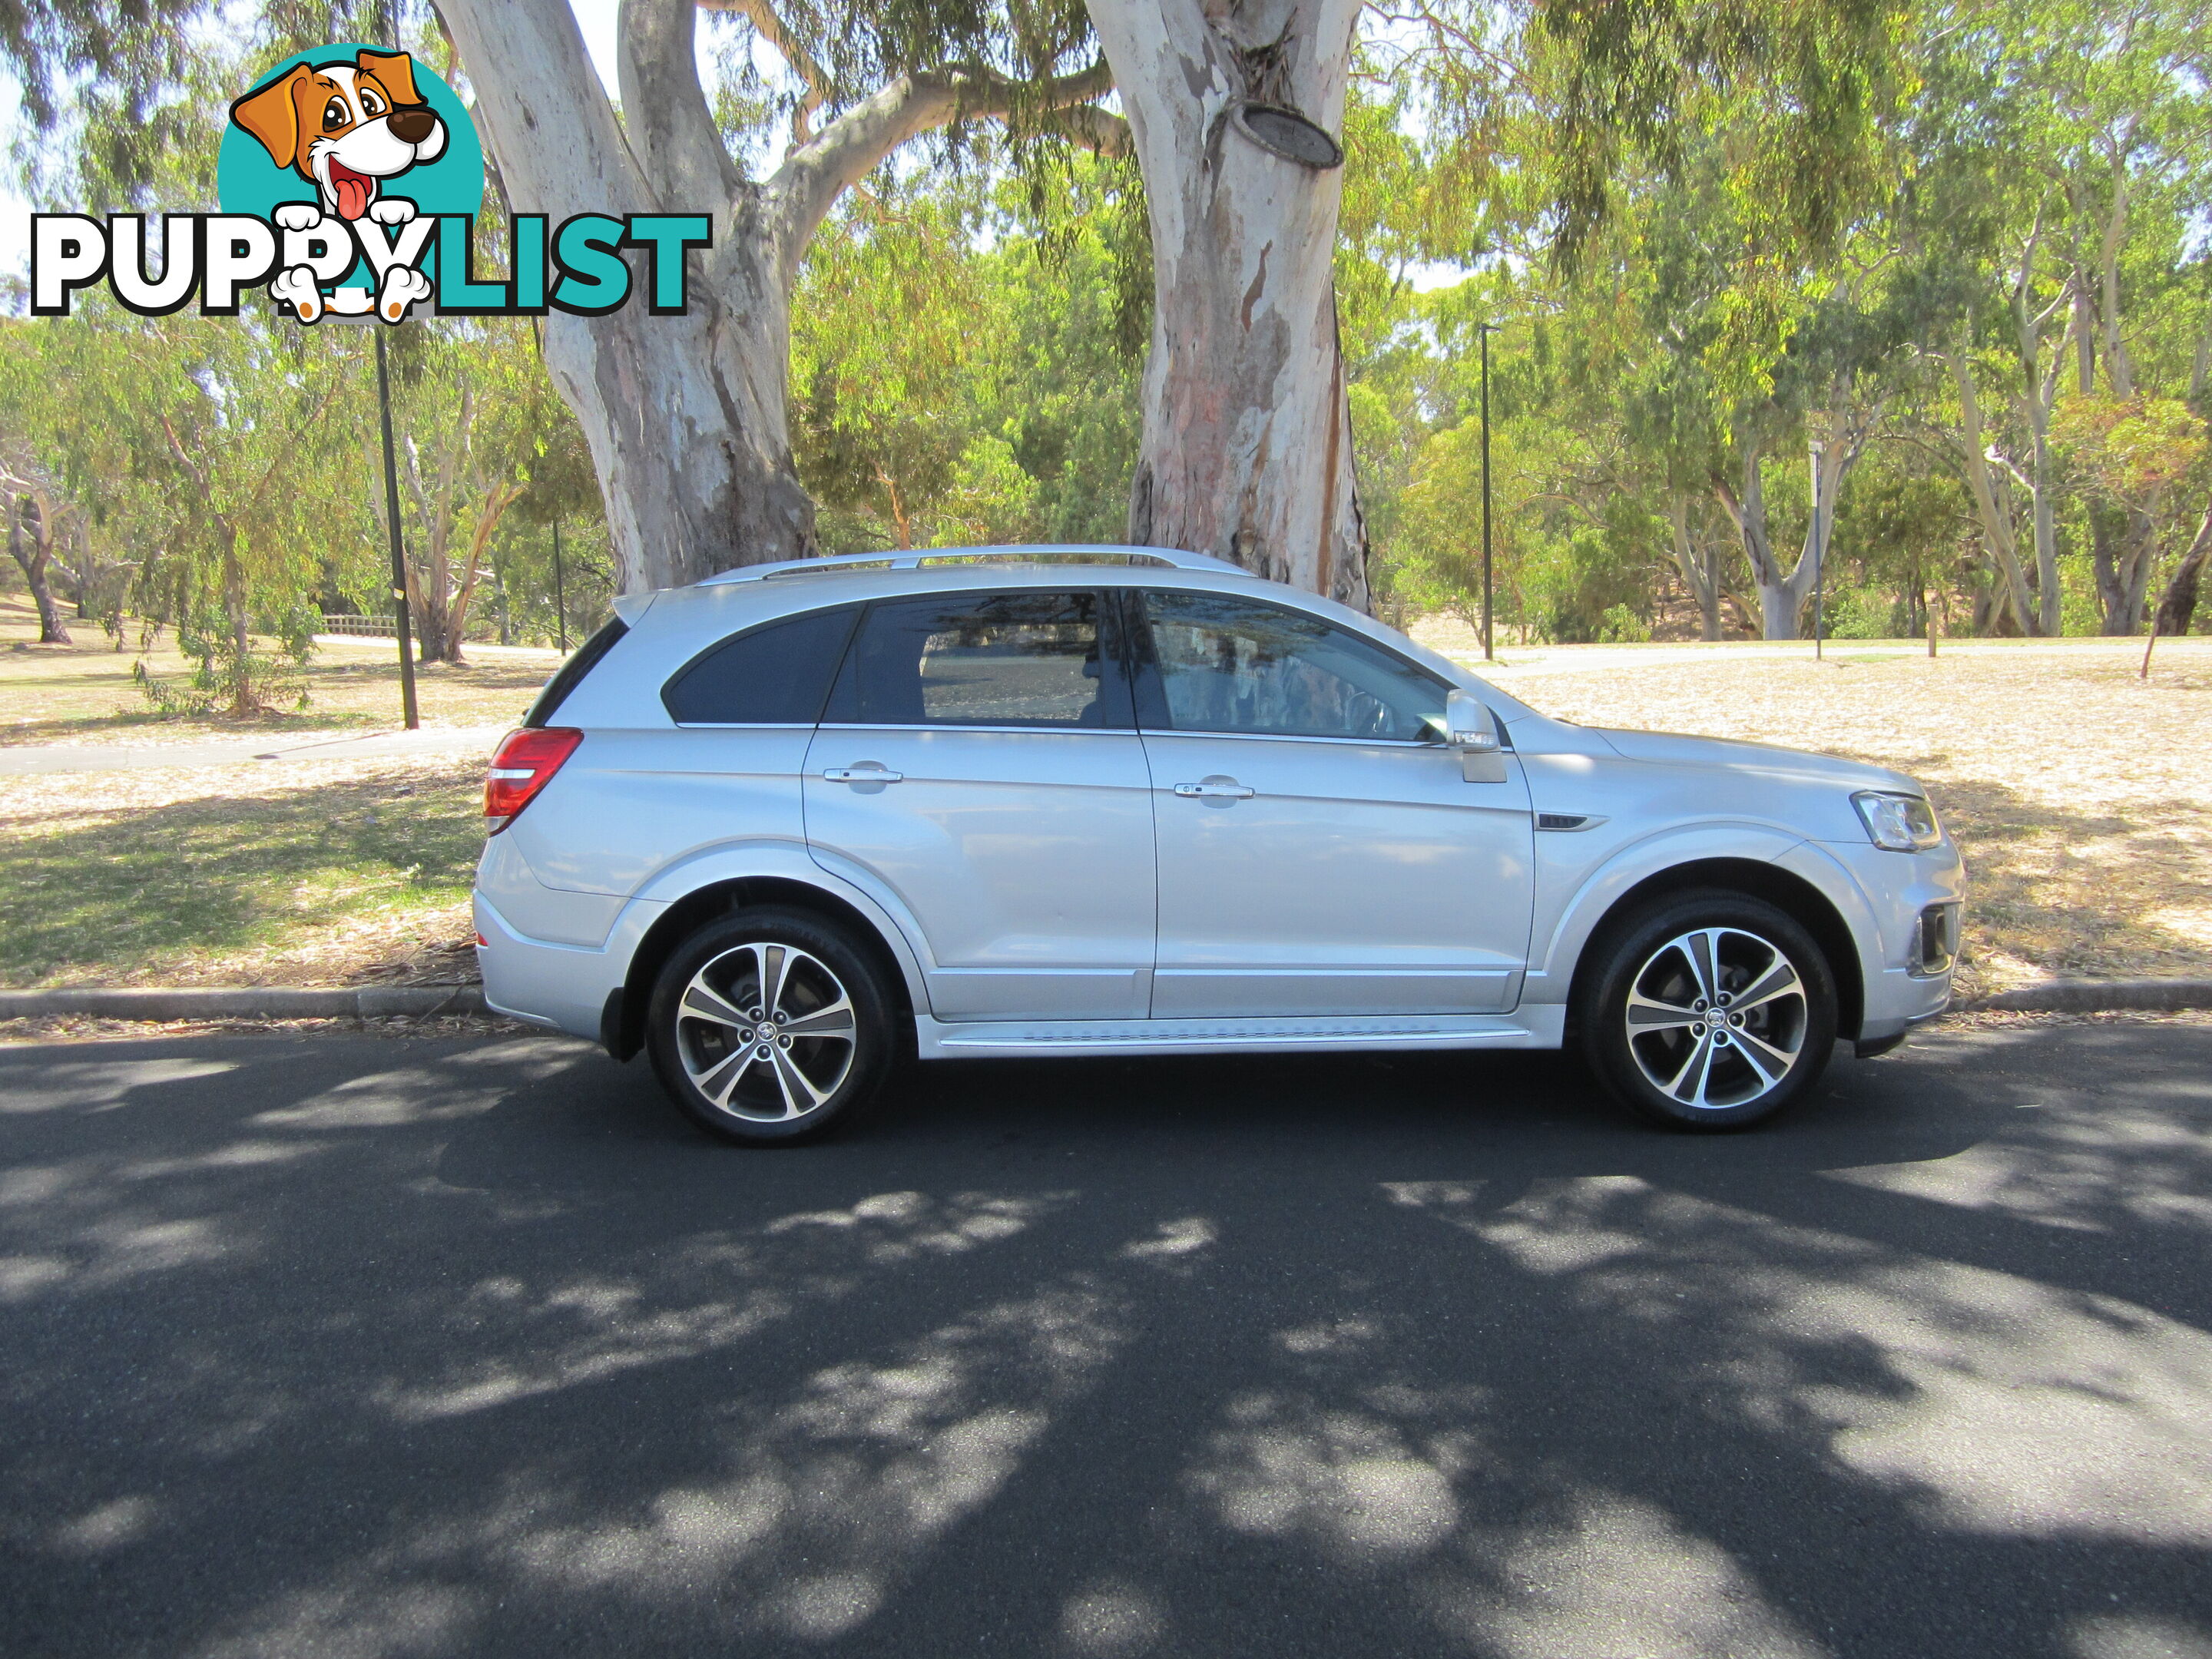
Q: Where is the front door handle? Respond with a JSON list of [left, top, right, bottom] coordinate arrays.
[[823, 765, 904, 783], [1173, 779, 1255, 800]]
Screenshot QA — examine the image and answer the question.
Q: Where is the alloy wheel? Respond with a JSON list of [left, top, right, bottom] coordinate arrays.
[[1623, 926, 1808, 1111], [675, 941, 858, 1121]]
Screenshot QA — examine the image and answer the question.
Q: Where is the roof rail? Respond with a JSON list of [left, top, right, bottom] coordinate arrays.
[[696, 545, 1249, 586]]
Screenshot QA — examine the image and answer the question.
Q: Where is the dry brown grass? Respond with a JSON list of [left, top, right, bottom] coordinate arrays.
[[1412, 624, 2212, 995], [0, 594, 555, 747]]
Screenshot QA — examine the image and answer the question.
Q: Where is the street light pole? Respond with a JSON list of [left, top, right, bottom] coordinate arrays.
[[552, 515, 568, 652], [374, 327, 419, 729], [1479, 321, 1495, 661], [1809, 438, 1826, 663]]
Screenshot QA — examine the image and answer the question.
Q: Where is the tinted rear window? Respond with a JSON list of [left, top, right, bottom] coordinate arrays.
[[823, 591, 1130, 728], [662, 605, 859, 724], [525, 618, 628, 727]]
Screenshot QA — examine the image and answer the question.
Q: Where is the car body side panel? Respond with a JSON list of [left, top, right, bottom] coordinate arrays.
[[1143, 733, 1534, 1016], [1522, 821, 1814, 1005], [628, 842, 935, 1016], [475, 833, 627, 947], [510, 727, 814, 897], [802, 726, 1157, 1020]]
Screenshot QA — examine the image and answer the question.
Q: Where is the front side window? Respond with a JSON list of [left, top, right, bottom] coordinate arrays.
[[825, 591, 1130, 728], [1138, 591, 1445, 742]]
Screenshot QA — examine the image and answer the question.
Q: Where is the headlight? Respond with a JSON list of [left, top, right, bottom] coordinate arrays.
[[1853, 790, 1943, 852]]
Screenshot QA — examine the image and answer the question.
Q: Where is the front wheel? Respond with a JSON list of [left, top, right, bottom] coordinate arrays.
[[1578, 891, 1838, 1130], [646, 908, 894, 1145]]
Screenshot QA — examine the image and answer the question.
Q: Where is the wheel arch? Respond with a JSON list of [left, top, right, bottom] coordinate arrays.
[[1564, 857, 1864, 1042], [604, 875, 919, 1062]]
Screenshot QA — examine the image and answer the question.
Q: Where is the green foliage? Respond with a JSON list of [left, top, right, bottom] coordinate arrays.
[[789, 149, 1143, 552]]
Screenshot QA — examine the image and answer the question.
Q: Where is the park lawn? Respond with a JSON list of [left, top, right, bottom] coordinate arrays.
[[0, 756, 485, 989], [0, 594, 557, 746], [1416, 626, 2212, 997], [1, 620, 2206, 996]]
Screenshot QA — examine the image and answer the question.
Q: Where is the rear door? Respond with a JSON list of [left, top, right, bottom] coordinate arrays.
[[1134, 589, 1535, 1018], [803, 589, 1157, 1021]]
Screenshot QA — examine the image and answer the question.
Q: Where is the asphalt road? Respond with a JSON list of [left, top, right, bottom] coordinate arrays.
[[2, 1022, 2209, 1659]]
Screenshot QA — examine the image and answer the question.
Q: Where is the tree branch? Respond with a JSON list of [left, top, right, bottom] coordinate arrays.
[[763, 52, 1119, 277], [1036, 104, 1132, 160], [712, 0, 830, 102]]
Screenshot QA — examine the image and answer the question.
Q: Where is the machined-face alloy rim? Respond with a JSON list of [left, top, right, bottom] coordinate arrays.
[[675, 942, 857, 1122], [1624, 926, 1808, 1111]]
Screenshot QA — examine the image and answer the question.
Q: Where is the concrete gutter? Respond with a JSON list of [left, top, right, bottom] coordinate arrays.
[[0, 985, 489, 1021], [1963, 979, 2212, 1015]]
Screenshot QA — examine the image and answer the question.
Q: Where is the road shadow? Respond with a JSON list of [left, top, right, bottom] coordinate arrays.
[[2, 1020, 2208, 1657]]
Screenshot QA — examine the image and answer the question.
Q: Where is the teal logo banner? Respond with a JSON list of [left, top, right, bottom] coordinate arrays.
[[31, 43, 709, 323]]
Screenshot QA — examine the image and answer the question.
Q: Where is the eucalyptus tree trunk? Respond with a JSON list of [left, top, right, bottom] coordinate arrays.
[[1089, 0, 1369, 609], [1946, 346, 2040, 634], [442, 0, 1116, 594], [2155, 499, 2212, 637], [1666, 490, 1724, 640], [6, 495, 72, 644], [2012, 238, 2065, 638]]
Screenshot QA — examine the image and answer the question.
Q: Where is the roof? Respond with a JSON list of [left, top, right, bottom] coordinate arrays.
[[694, 545, 1250, 586]]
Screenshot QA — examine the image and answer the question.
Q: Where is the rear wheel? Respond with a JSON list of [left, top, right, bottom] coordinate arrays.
[[646, 908, 894, 1144], [1578, 891, 1838, 1130]]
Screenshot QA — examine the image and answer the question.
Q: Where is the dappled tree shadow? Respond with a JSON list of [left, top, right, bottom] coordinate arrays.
[[0, 764, 482, 984], [2, 1024, 2210, 1656], [1920, 773, 2212, 983]]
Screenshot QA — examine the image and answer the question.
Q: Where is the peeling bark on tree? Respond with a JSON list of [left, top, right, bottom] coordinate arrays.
[[1091, 0, 1369, 610]]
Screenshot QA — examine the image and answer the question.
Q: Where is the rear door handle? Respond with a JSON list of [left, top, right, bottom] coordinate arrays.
[[1174, 780, 1254, 799], [823, 766, 904, 783]]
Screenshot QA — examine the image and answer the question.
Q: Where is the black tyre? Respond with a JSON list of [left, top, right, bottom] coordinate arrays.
[[1578, 890, 1839, 1131], [645, 907, 894, 1145]]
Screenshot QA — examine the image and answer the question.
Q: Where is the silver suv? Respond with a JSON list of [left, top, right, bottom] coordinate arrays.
[[475, 547, 1962, 1143]]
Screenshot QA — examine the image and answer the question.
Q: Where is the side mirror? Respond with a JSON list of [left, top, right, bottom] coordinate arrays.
[[1445, 690, 1507, 783], [1446, 690, 1498, 750]]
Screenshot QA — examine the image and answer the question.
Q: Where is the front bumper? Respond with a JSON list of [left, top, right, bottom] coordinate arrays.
[[1788, 836, 1965, 1055]]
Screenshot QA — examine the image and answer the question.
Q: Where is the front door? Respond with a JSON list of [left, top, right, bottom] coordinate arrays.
[[1134, 590, 1535, 1018], [803, 588, 1156, 1022]]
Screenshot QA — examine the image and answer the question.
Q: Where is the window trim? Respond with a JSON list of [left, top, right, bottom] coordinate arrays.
[[821, 588, 1135, 732], [1128, 588, 1456, 743], [659, 603, 863, 728]]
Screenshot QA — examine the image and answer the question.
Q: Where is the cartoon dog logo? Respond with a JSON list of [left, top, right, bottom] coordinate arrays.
[[230, 49, 446, 224], [229, 49, 447, 321]]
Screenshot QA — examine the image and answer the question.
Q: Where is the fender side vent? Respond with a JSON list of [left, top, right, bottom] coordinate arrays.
[[1537, 813, 1592, 832]]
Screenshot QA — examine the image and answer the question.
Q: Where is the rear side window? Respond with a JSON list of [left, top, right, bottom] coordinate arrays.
[[525, 618, 628, 727], [824, 591, 1131, 728], [662, 605, 859, 725]]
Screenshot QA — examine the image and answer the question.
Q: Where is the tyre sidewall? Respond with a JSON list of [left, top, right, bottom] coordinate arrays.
[[1580, 891, 1839, 1131], [646, 908, 893, 1145]]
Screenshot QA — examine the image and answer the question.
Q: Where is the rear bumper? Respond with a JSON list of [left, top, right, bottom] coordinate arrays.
[[473, 888, 665, 1041]]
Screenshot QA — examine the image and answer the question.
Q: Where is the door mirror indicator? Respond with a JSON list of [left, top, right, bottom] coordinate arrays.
[[1446, 690, 1508, 782]]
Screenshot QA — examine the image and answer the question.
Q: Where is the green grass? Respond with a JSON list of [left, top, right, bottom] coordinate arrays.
[[0, 763, 484, 987]]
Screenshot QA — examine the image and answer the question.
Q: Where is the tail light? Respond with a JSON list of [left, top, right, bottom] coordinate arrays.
[[485, 727, 583, 833]]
